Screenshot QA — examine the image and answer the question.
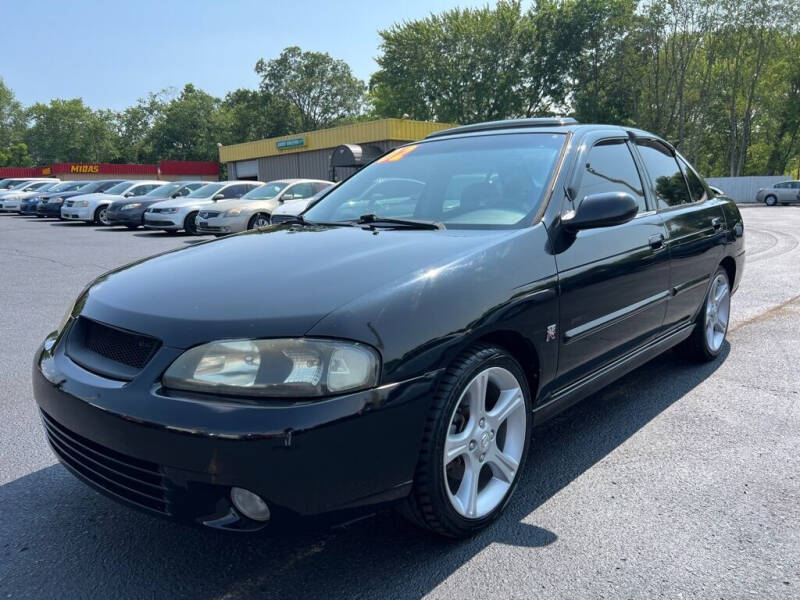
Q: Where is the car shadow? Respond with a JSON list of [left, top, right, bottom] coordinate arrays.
[[0, 346, 727, 599]]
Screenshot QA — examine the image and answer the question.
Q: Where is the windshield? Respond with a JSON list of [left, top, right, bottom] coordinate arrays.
[[187, 183, 225, 198], [26, 181, 56, 191], [50, 181, 88, 192], [105, 182, 134, 195], [10, 180, 35, 190], [0, 180, 21, 189], [144, 182, 183, 198], [242, 182, 288, 200], [305, 133, 566, 228]]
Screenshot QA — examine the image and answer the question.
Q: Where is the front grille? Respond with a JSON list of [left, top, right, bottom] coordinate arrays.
[[145, 219, 175, 227], [198, 211, 220, 219], [65, 200, 75, 207], [197, 225, 222, 232], [81, 318, 160, 369], [41, 410, 170, 514]]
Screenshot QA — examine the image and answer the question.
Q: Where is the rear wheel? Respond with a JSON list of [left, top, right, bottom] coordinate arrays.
[[679, 267, 731, 362], [764, 195, 777, 206], [94, 205, 110, 225], [248, 213, 270, 230], [401, 345, 531, 537], [184, 211, 199, 235]]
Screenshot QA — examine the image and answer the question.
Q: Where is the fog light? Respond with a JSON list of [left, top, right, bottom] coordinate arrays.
[[230, 487, 270, 521]]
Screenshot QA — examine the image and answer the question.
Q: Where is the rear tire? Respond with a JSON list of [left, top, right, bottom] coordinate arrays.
[[184, 211, 199, 235], [400, 344, 531, 538], [764, 195, 777, 206], [678, 267, 731, 362]]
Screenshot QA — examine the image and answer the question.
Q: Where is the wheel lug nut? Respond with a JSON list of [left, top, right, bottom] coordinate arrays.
[[469, 440, 476, 451], [479, 454, 485, 462], [489, 430, 494, 440], [479, 418, 485, 428]]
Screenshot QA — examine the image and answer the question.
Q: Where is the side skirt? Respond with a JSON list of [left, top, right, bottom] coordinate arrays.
[[533, 323, 695, 425]]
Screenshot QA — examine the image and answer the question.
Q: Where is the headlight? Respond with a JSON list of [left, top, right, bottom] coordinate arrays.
[[76, 200, 89, 207], [160, 207, 179, 214], [162, 338, 380, 398], [121, 202, 141, 210], [224, 207, 243, 217]]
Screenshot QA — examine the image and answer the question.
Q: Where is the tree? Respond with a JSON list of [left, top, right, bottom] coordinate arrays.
[[221, 88, 298, 143], [0, 79, 26, 151], [144, 84, 228, 161], [24, 98, 118, 163], [255, 46, 365, 131], [0, 142, 32, 167]]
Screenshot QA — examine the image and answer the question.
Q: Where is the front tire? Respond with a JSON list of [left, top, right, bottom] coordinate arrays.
[[247, 213, 270, 230], [184, 211, 199, 235], [401, 345, 531, 537], [94, 205, 110, 225], [679, 267, 731, 362], [764, 195, 777, 206]]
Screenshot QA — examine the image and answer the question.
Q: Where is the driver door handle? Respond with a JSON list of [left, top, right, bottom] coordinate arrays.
[[648, 233, 665, 250]]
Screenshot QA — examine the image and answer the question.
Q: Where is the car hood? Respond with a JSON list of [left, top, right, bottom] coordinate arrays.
[[71, 192, 123, 204], [79, 225, 510, 348], [151, 196, 216, 210]]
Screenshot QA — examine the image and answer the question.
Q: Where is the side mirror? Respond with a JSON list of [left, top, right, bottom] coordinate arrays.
[[213, 193, 225, 201], [562, 191, 638, 232], [124, 191, 134, 198]]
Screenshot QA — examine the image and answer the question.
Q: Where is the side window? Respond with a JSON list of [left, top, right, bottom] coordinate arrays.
[[791, 182, 800, 189], [575, 139, 647, 214], [313, 182, 330, 194], [636, 140, 691, 208], [99, 181, 122, 192], [774, 182, 788, 189], [132, 185, 157, 197], [221, 184, 246, 198], [284, 183, 315, 200], [677, 157, 707, 203]]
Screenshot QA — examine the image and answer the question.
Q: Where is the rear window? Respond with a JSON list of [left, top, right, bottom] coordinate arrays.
[[305, 133, 566, 228]]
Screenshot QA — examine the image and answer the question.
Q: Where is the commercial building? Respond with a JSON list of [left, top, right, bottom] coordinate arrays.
[[218, 118, 453, 182], [0, 160, 218, 182]]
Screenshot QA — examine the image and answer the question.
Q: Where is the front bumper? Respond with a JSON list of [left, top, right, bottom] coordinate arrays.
[[144, 212, 183, 230], [196, 214, 247, 235], [0, 201, 20, 212], [61, 205, 94, 221], [37, 203, 64, 217], [107, 209, 144, 226], [33, 329, 433, 530]]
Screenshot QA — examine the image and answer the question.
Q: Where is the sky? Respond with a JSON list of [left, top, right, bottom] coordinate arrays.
[[2, 0, 491, 110]]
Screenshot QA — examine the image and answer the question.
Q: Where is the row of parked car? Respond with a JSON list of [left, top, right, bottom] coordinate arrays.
[[0, 176, 335, 235]]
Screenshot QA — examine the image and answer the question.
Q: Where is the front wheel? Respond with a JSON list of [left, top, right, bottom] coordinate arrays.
[[679, 267, 731, 361], [247, 213, 270, 230], [401, 345, 531, 537], [94, 205, 110, 225], [184, 211, 199, 235]]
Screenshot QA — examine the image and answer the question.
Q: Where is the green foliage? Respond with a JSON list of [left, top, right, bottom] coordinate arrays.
[[255, 46, 366, 131]]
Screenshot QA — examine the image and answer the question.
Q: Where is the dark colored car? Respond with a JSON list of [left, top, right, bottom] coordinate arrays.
[[33, 118, 744, 537], [36, 179, 125, 218], [106, 181, 207, 228], [20, 181, 89, 215]]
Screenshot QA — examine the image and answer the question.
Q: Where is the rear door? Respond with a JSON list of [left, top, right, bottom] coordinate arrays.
[[553, 132, 671, 386], [632, 138, 725, 328]]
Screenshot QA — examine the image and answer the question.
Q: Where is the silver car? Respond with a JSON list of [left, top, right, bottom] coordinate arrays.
[[143, 181, 263, 234], [756, 180, 800, 206], [195, 179, 332, 235], [270, 184, 337, 224]]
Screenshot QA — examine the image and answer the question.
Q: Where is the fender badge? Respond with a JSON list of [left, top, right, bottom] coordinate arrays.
[[546, 324, 557, 342]]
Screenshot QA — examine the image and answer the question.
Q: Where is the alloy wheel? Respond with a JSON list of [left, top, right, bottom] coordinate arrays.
[[705, 273, 730, 352], [255, 214, 270, 228], [98, 207, 110, 225], [443, 366, 526, 519]]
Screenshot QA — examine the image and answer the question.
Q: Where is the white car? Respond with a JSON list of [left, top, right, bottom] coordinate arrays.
[[0, 177, 56, 192], [269, 183, 337, 224], [61, 180, 164, 225], [143, 181, 263, 234], [0, 180, 61, 212]]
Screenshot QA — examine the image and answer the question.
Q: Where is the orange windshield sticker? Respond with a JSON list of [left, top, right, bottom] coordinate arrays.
[[377, 145, 419, 163]]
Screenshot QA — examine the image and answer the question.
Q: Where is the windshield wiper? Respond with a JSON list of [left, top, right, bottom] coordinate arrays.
[[280, 215, 355, 227], [356, 214, 445, 230]]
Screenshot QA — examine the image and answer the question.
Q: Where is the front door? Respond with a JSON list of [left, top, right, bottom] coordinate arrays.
[[552, 134, 671, 388]]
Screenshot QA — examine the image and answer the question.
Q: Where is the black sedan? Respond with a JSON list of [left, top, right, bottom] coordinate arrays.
[[34, 118, 744, 537], [106, 180, 206, 228], [36, 179, 125, 218]]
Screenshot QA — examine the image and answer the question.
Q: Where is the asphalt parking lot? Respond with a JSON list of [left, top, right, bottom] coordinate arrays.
[[1, 208, 798, 599]]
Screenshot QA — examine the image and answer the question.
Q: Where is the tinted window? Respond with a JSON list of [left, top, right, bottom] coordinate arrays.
[[305, 133, 565, 228], [220, 184, 247, 199], [791, 182, 800, 189], [677, 156, 707, 203], [576, 140, 646, 213], [636, 140, 691, 208], [144, 182, 183, 198], [131, 184, 160, 196], [775, 182, 789, 189]]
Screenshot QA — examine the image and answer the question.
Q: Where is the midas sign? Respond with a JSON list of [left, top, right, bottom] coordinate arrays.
[[70, 164, 100, 174]]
